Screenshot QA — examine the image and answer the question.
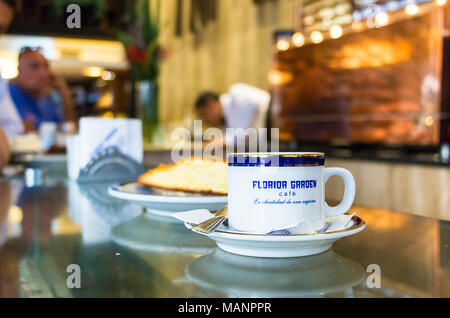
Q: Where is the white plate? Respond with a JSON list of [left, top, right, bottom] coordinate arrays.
[[108, 181, 228, 218], [185, 215, 366, 258]]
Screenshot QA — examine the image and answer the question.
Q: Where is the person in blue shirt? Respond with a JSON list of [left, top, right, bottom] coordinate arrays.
[[8, 47, 75, 132]]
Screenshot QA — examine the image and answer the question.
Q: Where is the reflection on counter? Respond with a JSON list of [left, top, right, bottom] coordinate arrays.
[[111, 213, 216, 254], [185, 249, 364, 298], [68, 181, 141, 244], [335, 206, 450, 297]]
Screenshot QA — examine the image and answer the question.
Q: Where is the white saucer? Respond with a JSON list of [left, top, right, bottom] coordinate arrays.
[[108, 181, 228, 218], [185, 215, 366, 258]]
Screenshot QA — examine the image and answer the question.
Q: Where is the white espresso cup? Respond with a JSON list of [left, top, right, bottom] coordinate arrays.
[[227, 152, 355, 233]]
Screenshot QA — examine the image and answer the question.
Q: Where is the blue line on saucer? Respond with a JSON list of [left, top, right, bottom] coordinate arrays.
[[268, 229, 292, 235], [228, 155, 325, 167]]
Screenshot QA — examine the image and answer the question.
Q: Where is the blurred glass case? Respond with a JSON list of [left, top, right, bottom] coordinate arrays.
[[270, 6, 449, 146]]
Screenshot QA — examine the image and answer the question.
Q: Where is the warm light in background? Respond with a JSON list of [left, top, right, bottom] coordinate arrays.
[[310, 31, 324, 44], [319, 8, 334, 18], [7, 205, 23, 238], [436, 0, 447, 5], [335, 3, 351, 15], [359, 209, 407, 230], [0, 35, 127, 78], [352, 21, 364, 31], [303, 16, 315, 25], [292, 32, 305, 47], [329, 40, 412, 69], [0, 58, 18, 79], [268, 70, 293, 86], [101, 70, 116, 81], [424, 116, 434, 127], [276, 39, 290, 51], [330, 25, 343, 39], [8, 206, 23, 224], [97, 91, 114, 109], [322, 18, 333, 29], [335, 14, 353, 25], [374, 11, 389, 27], [102, 111, 115, 118], [405, 4, 419, 15], [51, 214, 81, 235], [82, 66, 104, 77]]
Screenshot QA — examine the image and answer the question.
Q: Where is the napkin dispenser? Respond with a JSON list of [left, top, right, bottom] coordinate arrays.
[[67, 117, 143, 183]]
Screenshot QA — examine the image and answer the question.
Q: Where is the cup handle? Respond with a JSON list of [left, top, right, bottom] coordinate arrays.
[[323, 167, 355, 217]]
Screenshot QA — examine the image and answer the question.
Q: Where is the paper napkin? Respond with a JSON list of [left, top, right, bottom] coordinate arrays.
[[172, 210, 355, 235]]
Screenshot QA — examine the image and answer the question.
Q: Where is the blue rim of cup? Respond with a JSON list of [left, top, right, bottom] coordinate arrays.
[[227, 153, 325, 167]]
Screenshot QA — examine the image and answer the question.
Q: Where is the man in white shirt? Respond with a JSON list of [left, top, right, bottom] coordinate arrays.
[[195, 83, 271, 131], [195, 83, 271, 149], [0, 0, 23, 140], [220, 83, 271, 130]]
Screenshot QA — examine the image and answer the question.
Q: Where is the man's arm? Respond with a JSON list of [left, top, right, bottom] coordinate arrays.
[[51, 74, 76, 122], [0, 127, 10, 168]]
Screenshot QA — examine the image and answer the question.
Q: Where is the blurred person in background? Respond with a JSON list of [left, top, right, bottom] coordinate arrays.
[[8, 47, 76, 132], [195, 83, 271, 148], [195, 92, 225, 130], [0, 0, 15, 168], [0, 0, 24, 139], [195, 83, 271, 132]]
